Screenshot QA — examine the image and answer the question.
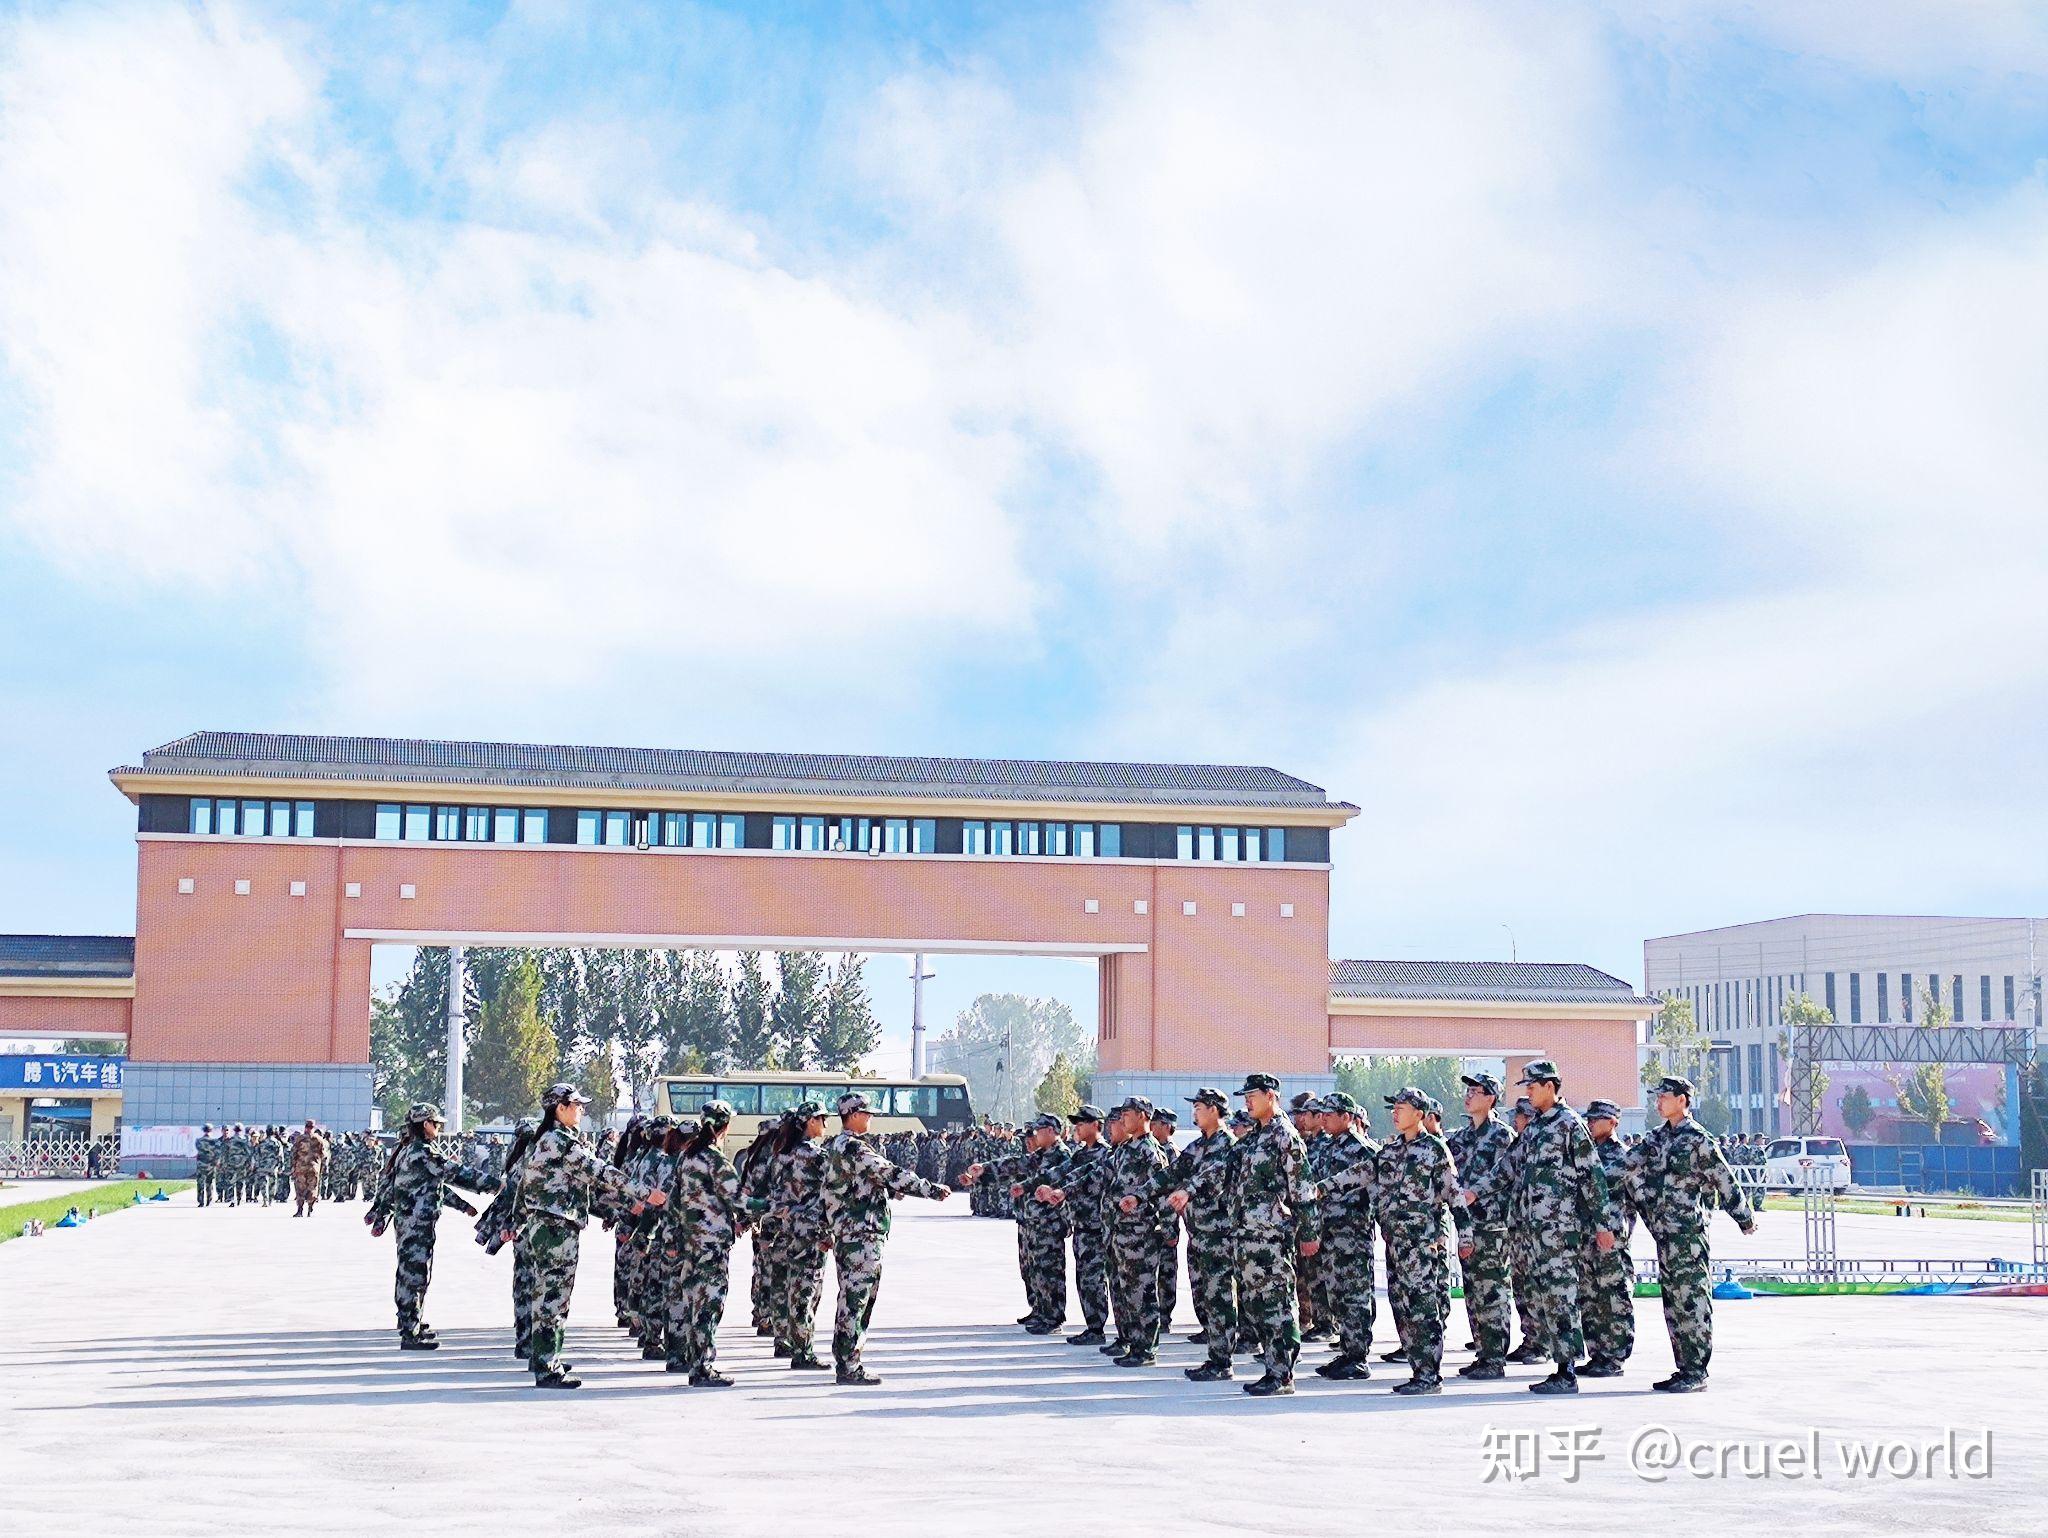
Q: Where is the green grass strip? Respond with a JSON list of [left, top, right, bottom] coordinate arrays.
[[1, 1180, 194, 1242]]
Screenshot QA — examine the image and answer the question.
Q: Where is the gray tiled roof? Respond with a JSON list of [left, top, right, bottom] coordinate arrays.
[[1330, 958, 1652, 1007], [0, 934, 136, 979], [120, 731, 1350, 811]]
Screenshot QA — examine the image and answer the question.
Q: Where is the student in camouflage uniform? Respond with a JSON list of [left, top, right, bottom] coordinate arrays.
[[1222, 1074, 1319, 1396], [606, 1118, 647, 1330], [967, 1112, 1071, 1332], [1102, 1098, 1170, 1367], [822, 1091, 951, 1384], [1287, 1092, 1329, 1339], [1158, 1088, 1238, 1374], [626, 1120, 680, 1357], [661, 1100, 750, 1386], [476, 1120, 540, 1359], [1307, 1092, 1379, 1380], [516, 1084, 662, 1388], [736, 1117, 787, 1343], [1346, 1087, 1460, 1394], [192, 1124, 218, 1206], [288, 1119, 328, 1215], [220, 1126, 252, 1205], [1052, 1104, 1111, 1344], [1445, 1072, 1516, 1379], [761, 1102, 833, 1369], [1623, 1075, 1757, 1392], [1503, 1096, 1543, 1362], [1146, 1108, 1182, 1330], [1473, 1060, 1616, 1395], [366, 1103, 498, 1350], [1577, 1097, 1638, 1377], [1050, 1107, 1131, 1353]]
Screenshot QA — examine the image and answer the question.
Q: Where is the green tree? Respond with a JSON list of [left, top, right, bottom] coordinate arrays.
[[1035, 1051, 1082, 1117], [1334, 1055, 1464, 1117], [812, 955, 881, 1072], [576, 1047, 620, 1121], [58, 1038, 122, 1056], [728, 951, 775, 1068], [772, 951, 828, 1069], [929, 993, 1089, 1124], [464, 955, 559, 1120], [1838, 1083, 1875, 1138], [1642, 995, 1711, 1093], [657, 952, 732, 1074]]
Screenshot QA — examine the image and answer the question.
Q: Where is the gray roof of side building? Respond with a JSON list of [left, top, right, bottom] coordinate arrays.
[[117, 731, 1353, 812], [1330, 958, 1654, 1007], [0, 935, 136, 979]]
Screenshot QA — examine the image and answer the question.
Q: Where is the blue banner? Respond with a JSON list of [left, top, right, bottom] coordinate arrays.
[[0, 1054, 126, 1092]]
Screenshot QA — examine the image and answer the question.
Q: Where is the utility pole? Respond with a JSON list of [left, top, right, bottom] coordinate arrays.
[[910, 953, 936, 1078], [445, 946, 467, 1137]]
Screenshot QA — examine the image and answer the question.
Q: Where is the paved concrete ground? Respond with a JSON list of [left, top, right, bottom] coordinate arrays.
[[5, 1192, 2042, 1535]]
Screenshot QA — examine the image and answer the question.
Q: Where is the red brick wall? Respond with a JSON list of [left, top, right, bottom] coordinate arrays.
[[132, 838, 1332, 1071], [1328, 1010, 1641, 1106], [0, 993, 132, 1039]]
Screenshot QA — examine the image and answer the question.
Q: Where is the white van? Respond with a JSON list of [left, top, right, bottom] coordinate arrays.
[[1764, 1135, 1852, 1193]]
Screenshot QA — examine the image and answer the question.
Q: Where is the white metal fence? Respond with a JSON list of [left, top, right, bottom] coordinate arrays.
[[0, 1138, 116, 1178]]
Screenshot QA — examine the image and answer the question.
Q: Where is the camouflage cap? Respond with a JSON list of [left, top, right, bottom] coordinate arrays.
[[1585, 1098, 1623, 1121], [1382, 1087, 1430, 1112], [541, 1082, 590, 1108], [1115, 1095, 1155, 1117], [1460, 1071, 1503, 1099], [1149, 1107, 1178, 1126], [698, 1099, 734, 1129], [1516, 1058, 1562, 1086], [793, 1100, 825, 1120], [406, 1102, 443, 1124], [1237, 1072, 1282, 1095], [1186, 1086, 1229, 1110], [1512, 1096, 1535, 1117], [647, 1115, 673, 1131], [1228, 1109, 1255, 1129], [1289, 1090, 1320, 1113], [1029, 1112, 1063, 1133], [1321, 1091, 1360, 1114], [1068, 1103, 1106, 1124], [836, 1091, 872, 1117], [1655, 1075, 1696, 1099], [201, 1123, 213, 1132], [1422, 1095, 1444, 1118]]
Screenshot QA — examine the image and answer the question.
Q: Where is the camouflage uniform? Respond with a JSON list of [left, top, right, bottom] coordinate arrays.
[[1155, 1112, 1238, 1367], [770, 1134, 831, 1363], [1623, 1111, 1755, 1383], [822, 1115, 948, 1380], [737, 1136, 786, 1337], [1057, 1128, 1112, 1337], [1228, 1111, 1319, 1384], [1445, 1110, 1516, 1367], [221, 1131, 252, 1205], [516, 1118, 646, 1380], [1491, 1088, 1613, 1376], [371, 1124, 495, 1341], [982, 1123, 1072, 1328], [1103, 1124, 1170, 1360], [192, 1129, 218, 1206], [1054, 1133, 1127, 1345], [1345, 1114, 1458, 1385], [662, 1133, 749, 1379], [1580, 1113, 1638, 1370], [289, 1127, 329, 1211], [626, 1134, 677, 1351], [1310, 1108, 1380, 1370]]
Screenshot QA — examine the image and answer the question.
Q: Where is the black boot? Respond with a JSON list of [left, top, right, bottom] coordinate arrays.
[[1066, 1327, 1107, 1346], [534, 1369, 581, 1389], [1185, 1361, 1234, 1381], [1390, 1374, 1442, 1395], [1576, 1356, 1624, 1378], [1529, 1368, 1579, 1395], [835, 1366, 882, 1385], [789, 1352, 830, 1370], [399, 1331, 438, 1351], [689, 1370, 735, 1388], [1656, 1369, 1707, 1393], [773, 1341, 794, 1358], [1243, 1373, 1294, 1397], [1458, 1359, 1506, 1380]]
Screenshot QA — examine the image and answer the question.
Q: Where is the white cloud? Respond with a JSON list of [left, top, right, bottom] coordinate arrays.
[[0, 3, 1033, 714]]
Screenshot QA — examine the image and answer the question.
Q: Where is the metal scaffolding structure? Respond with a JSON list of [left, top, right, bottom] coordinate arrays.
[[1802, 1164, 1838, 1278], [1787, 1020, 2036, 1135]]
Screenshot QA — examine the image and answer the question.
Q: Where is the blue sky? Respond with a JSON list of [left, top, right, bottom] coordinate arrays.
[[3, 1, 2047, 1065]]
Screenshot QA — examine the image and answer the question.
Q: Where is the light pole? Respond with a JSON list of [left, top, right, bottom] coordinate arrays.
[[909, 954, 937, 1079], [1500, 924, 1517, 963], [445, 945, 467, 1136]]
